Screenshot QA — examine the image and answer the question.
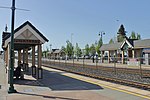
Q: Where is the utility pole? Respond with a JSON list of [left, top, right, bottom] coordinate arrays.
[[8, 0, 17, 93], [0, 0, 29, 93], [71, 33, 73, 59], [49, 44, 52, 51]]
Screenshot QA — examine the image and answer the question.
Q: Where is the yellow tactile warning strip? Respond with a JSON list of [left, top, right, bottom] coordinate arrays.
[[43, 66, 150, 100]]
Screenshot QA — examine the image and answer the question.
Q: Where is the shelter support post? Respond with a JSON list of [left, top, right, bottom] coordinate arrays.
[[25, 48, 29, 71], [101, 51, 104, 63], [37, 44, 43, 79], [31, 46, 36, 76], [132, 50, 135, 58], [22, 49, 26, 71], [108, 51, 110, 63], [122, 51, 125, 64], [18, 50, 21, 66]]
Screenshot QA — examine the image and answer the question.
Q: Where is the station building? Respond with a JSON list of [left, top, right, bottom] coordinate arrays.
[[100, 38, 150, 65], [47, 49, 66, 59]]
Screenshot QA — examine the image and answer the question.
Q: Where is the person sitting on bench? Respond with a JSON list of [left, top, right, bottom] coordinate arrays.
[[14, 66, 21, 79]]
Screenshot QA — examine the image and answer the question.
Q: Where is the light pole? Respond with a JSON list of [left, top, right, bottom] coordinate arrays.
[[71, 33, 73, 45], [71, 33, 74, 59], [49, 44, 52, 51], [98, 31, 105, 42], [98, 31, 105, 63], [8, 0, 17, 93]]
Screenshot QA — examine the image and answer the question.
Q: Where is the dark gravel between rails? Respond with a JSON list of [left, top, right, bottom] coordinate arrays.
[[41, 61, 150, 90]]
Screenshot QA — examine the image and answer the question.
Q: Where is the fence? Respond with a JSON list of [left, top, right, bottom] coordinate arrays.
[[41, 57, 150, 77], [42, 56, 150, 67]]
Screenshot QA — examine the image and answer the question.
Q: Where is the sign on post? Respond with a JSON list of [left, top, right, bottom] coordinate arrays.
[[127, 58, 139, 67]]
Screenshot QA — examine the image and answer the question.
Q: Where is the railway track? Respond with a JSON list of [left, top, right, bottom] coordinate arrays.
[[40, 60, 150, 91]]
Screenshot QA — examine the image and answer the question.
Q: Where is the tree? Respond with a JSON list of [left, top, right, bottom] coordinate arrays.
[[137, 33, 141, 40], [129, 31, 141, 40], [90, 44, 96, 56], [95, 45, 100, 56], [46, 46, 49, 52], [66, 40, 73, 58], [117, 24, 126, 42], [96, 37, 103, 56], [42, 46, 49, 58], [85, 44, 90, 56], [74, 43, 82, 58], [109, 38, 114, 44], [130, 31, 136, 39], [61, 46, 66, 54]]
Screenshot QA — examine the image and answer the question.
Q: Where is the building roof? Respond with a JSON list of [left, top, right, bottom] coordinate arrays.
[[100, 42, 122, 51], [47, 49, 65, 55], [47, 51, 53, 54], [120, 39, 134, 49], [134, 39, 150, 48], [53, 49, 65, 54]]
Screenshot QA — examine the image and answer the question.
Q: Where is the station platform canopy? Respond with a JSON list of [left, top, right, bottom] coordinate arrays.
[[2, 21, 49, 50]]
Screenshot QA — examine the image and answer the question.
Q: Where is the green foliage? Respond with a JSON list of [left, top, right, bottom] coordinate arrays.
[[61, 46, 66, 53], [95, 45, 100, 56], [74, 43, 82, 57], [98, 38, 103, 47], [66, 40, 74, 57], [96, 37, 103, 56], [130, 31, 136, 39], [117, 34, 125, 42], [117, 24, 126, 42], [42, 51, 48, 57], [137, 33, 141, 40], [109, 38, 114, 44], [129, 31, 141, 40], [46, 46, 49, 52], [117, 24, 126, 35], [85, 44, 90, 56], [90, 44, 96, 56]]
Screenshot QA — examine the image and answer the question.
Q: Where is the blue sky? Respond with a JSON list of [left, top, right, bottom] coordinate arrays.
[[0, 0, 150, 50]]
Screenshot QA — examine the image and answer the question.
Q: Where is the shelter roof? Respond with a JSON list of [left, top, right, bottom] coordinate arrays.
[[14, 21, 48, 42], [2, 21, 49, 49]]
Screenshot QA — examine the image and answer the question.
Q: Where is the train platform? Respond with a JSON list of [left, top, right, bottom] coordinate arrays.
[[0, 59, 150, 100]]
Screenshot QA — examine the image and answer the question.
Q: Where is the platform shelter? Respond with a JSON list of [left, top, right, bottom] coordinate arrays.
[[2, 21, 49, 79]]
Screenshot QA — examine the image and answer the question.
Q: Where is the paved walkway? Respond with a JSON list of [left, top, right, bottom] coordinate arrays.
[[0, 57, 7, 100]]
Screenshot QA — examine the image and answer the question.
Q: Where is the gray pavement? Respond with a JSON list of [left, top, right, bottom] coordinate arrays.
[[0, 57, 150, 100], [0, 57, 7, 100]]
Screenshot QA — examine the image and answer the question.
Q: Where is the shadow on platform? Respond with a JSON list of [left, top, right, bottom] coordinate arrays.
[[14, 66, 103, 91]]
